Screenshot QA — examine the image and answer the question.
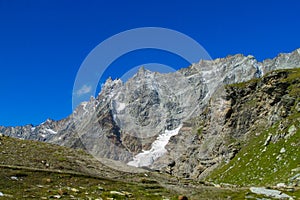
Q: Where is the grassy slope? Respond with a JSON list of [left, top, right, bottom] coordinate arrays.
[[0, 135, 175, 199], [0, 136, 248, 199], [207, 120, 299, 185], [207, 68, 300, 199]]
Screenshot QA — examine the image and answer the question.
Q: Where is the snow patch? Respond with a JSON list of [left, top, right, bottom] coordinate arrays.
[[81, 102, 88, 111], [45, 128, 57, 134], [41, 119, 52, 125], [31, 127, 36, 131], [127, 125, 182, 167], [117, 102, 126, 112]]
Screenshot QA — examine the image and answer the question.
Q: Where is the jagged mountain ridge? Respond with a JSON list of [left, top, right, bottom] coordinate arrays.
[[1, 49, 300, 171]]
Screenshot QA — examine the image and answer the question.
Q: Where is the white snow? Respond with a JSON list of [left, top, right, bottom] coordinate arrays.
[[117, 102, 126, 112], [45, 128, 57, 134], [31, 127, 36, 131], [81, 102, 88, 112], [41, 119, 52, 125], [127, 125, 182, 167]]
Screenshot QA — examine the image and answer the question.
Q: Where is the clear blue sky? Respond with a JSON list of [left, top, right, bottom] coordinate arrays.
[[0, 0, 299, 126]]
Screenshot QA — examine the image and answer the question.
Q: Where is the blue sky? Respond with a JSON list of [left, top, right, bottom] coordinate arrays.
[[0, 0, 299, 126]]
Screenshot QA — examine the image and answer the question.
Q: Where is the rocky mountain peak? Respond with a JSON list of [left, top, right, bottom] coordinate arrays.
[[101, 77, 123, 94], [1, 49, 300, 174]]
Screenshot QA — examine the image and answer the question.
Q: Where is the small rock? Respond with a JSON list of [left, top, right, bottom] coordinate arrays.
[[110, 191, 125, 196], [97, 186, 104, 190], [250, 187, 293, 199], [291, 167, 300, 172], [280, 147, 286, 153], [264, 135, 272, 146], [276, 155, 281, 160], [178, 195, 188, 200], [276, 183, 286, 188], [36, 185, 44, 188], [285, 125, 297, 139], [71, 188, 79, 193], [290, 173, 300, 181], [10, 176, 18, 181], [286, 187, 295, 192], [0, 192, 3, 197], [295, 102, 300, 112], [122, 191, 133, 197], [49, 195, 62, 199]]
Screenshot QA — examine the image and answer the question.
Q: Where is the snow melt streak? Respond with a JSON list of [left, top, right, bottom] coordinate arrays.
[[127, 125, 182, 167]]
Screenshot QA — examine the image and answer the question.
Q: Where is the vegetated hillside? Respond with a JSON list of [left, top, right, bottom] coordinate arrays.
[[206, 68, 300, 189], [0, 134, 251, 199]]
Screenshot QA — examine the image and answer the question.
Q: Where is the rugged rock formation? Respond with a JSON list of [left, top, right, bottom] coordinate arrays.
[[1, 49, 299, 178], [157, 68, 300, 180]]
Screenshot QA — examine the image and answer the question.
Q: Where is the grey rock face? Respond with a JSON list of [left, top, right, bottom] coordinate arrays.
[[1, 48, 299, 174], [250, 187, 293, 199]]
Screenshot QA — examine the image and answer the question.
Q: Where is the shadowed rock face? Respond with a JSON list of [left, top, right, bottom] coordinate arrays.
[[1, 49, 299, 174]]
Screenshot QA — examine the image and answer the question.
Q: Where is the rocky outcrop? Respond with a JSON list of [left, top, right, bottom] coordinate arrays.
[[1, 49, 299, 176], [249, 187, 293, 199], [157, 68, 300, 180]]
